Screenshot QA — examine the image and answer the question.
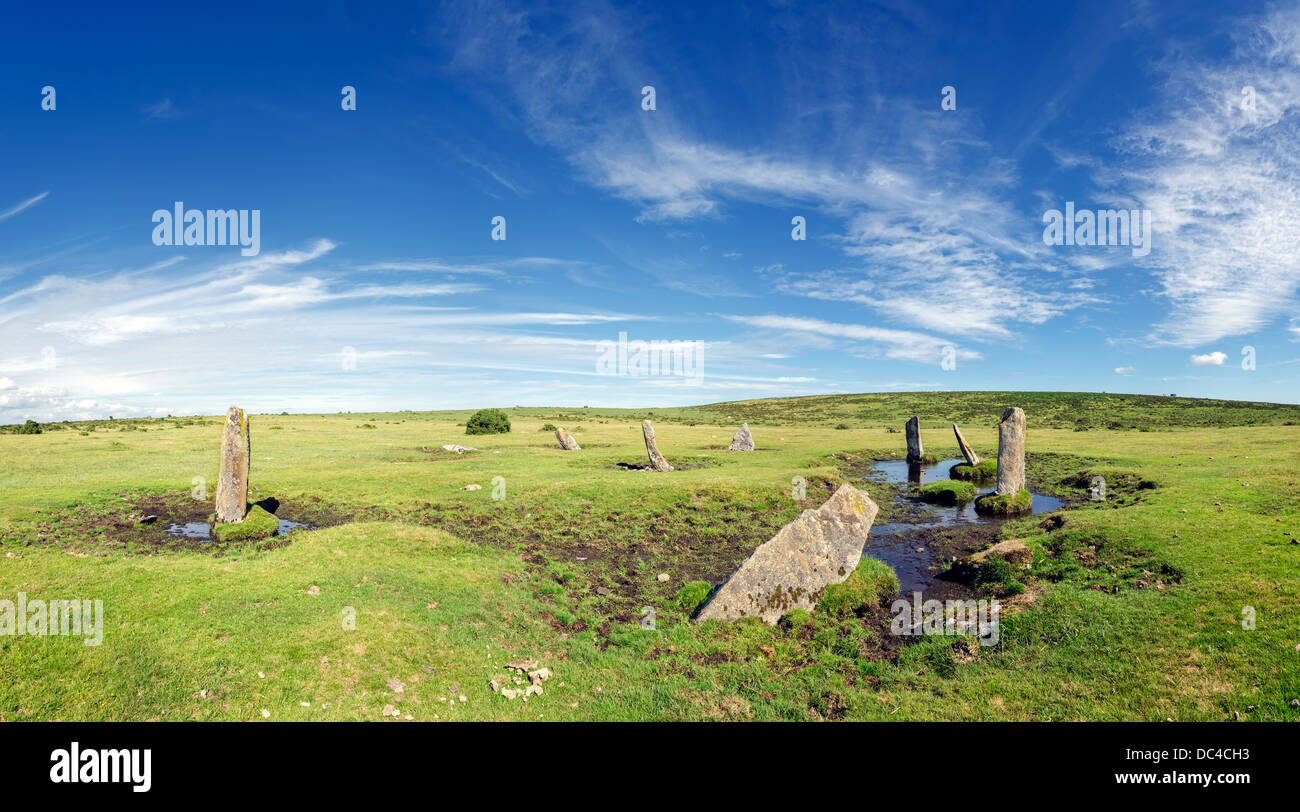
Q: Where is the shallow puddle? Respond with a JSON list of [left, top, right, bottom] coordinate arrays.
[[164, 517, 313, 543], [862, 457, 1063, 592]]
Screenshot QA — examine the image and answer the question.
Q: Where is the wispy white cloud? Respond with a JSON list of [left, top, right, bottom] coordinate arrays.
[[1190, 351, 1227, 366], [1115, 8, 1300, 347], [0, 191, 49, 222], [722, 314, 979, 365]]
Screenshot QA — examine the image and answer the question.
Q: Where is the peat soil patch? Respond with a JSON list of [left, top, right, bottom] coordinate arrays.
[[18, 491, 355, 554]]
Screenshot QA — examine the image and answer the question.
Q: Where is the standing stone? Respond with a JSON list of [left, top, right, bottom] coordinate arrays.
[[642, 420, 673, 472], [905, 416, 923, 462], [728, 423, 755, 451], [695, 484, 880, 624], [953, 423, 980, 466], [555, 427, 581, 450], [214, 406, 250, 523], [995, 407, 1026, 496]]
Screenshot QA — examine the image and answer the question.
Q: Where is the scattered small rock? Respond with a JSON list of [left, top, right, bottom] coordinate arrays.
[[463, 483, 482, 491]]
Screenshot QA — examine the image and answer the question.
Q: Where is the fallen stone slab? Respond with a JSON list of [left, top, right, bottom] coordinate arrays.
[[695, 483, 879, 624]]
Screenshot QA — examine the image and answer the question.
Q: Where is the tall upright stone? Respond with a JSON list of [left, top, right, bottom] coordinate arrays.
[[953, 423, 980, 466], [215, 406, 250, 523], [555, 427, 581, 450], [695, 484, 880, 624], [728, 423, 755, 451], [905, 416, 923, 462], [642, 420, 673, 472], [995, 407, 1026, 496]]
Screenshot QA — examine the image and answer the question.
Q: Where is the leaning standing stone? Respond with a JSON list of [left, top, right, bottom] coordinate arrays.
[[728, 423, 755, 451], [695, 484, 879, 624], [953, 423, 980, 466], [555, 427, 581, 450], [214, 406, 250, 523], [905, 416, 923, 462], [995, 407, 1026, 495], [642, 420, 673, 472]]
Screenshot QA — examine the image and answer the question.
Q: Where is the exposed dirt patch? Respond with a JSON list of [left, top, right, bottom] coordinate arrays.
[[24, 490, 355, 555], [607, 456, 725, 471]]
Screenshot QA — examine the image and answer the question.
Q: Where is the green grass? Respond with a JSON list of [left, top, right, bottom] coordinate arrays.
[[950, 459, 998, 480], [917, 480, 979, 505], [212, 504, 279, 543], [975, 489, 1033, 515], [1, 392, 1298, 721]]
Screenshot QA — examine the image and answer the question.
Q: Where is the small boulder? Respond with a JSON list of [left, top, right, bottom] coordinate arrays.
[[555, 428, 581, 450], [952, 539, 1033, 578], [728, 423, 755, 451]]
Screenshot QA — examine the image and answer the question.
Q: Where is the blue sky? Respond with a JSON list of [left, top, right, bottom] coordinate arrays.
[[1, 0, 1298, 421]]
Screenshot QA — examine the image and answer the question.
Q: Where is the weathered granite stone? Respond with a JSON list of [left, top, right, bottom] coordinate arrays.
[[953, 423, 980, 466], [642, 420, 673, 471], [555, 428, 581, 450], [695, 484, 879, 624], [952, 538, 1033, 577], [905, 416, 923, 462], [995, 407, 1026, 496], [728, 423, 755, 451], [214, 406, 250, 523]]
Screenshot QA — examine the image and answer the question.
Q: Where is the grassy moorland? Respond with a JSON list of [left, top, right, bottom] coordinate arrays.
[[0, 392, 1297, 721]]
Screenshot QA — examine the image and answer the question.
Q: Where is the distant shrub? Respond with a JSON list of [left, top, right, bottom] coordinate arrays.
[[834, 423, 850, 430], [466, 408, 511, 435], [11, 420, 42, 435], [540, 423, 558, 432]]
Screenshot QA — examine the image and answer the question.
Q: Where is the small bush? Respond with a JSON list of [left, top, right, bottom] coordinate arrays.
[[465, 408, 511, 435], [540, 423, 557, 432], [9, 420, 42, 435], [834, 423, 850, 430]]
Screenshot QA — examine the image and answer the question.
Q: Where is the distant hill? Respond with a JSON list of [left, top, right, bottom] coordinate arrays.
[[496, 391, 1298, 430], [648, 391, 1300, 429]]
